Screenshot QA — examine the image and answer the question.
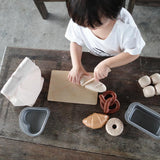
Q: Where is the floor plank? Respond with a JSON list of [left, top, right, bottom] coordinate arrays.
[[0, 137, 133, 160]]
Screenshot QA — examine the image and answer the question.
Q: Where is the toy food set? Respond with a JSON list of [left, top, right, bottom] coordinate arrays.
[[82, 90, 124, 136]]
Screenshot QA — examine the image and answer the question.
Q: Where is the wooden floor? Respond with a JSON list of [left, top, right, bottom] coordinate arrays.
[[0, 47, 160, 160], [0, 137, 134, 160]]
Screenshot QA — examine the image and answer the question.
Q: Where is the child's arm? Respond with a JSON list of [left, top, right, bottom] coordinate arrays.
[[68, 42, 89, 84], [94, 52, 139, 80]]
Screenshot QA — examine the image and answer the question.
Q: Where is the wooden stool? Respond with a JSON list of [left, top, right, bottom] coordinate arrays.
[[33, 0, 127, 19], [128, 0, 160, 14], [33, 0, 65, 19], [33, 0, 160, 19]]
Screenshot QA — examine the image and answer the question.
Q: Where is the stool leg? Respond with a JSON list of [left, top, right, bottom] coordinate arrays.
[[33, 0, 49, 19], [128, 0, 135, 14], [123, 0, 126, 8]]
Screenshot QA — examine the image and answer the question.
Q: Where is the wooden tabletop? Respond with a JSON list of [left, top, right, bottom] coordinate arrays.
[[0, 47, 160, 160]]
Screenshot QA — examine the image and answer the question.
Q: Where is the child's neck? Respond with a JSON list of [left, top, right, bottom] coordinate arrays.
[[90, 19, 117, 40]]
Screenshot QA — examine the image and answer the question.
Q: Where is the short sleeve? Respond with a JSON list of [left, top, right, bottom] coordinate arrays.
[[65, 19, 84, 46], [118, 8, 137, 28], [122, 26, 145, 55]]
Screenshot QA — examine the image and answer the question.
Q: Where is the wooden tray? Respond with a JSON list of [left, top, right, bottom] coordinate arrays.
[[47, 70, 98, 105]]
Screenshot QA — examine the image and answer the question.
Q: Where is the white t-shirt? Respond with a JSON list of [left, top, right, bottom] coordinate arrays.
[[65, 8, 145, 56]]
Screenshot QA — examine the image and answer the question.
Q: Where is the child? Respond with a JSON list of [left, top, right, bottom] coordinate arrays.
[[65, 0, 145, 85]]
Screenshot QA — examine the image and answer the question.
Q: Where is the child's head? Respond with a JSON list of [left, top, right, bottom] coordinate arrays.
[[66, 0, 123, 28]]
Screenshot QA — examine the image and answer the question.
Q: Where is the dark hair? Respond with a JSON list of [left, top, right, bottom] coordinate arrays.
[[66, 0, 123, 28]]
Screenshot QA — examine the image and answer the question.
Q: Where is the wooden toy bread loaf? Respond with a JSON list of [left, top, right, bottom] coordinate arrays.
[[80, 76, 106, 93]]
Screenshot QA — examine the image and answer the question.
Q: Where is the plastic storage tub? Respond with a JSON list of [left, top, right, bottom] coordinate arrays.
[[125, 102, 160, 139], [19, 107, 50, 137]]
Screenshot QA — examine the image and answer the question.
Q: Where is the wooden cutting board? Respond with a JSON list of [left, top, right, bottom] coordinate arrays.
[[47, 70, 98, 105]]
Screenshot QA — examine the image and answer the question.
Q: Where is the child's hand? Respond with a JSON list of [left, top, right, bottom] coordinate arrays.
[[94, 61, 111, 80], [68, 66, 89, 85]]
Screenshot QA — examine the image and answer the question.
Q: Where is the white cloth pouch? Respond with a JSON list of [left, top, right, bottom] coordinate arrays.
[[1, 57, 44, 106]]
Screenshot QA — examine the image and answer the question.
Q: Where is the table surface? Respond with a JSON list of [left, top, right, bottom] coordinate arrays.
[[0, 47, 160, 160]]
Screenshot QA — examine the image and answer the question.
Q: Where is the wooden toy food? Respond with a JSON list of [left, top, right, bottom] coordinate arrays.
[[150, 73, 160, 84], [138, 75, 151, 88], [143, 86, 155, 98], [82, 113, 109, 129], [99, 90, 120, 114], [105, 118, 124, 136], [154, 83, 160, 95], [80, 76, 106, 93]]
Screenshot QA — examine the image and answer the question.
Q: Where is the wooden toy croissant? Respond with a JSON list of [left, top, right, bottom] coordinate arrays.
[[82, 113, 109, 129]]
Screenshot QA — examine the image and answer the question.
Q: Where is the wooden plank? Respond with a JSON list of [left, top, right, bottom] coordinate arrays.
[[0, 137, 134, 160]]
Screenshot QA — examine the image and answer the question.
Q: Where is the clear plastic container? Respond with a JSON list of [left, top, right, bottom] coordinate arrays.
[[125, 102, 160, 139], [19, 107, 50, 137]]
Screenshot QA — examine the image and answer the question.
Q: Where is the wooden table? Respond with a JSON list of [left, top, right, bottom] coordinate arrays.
[[0, 47, 160, 160]]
